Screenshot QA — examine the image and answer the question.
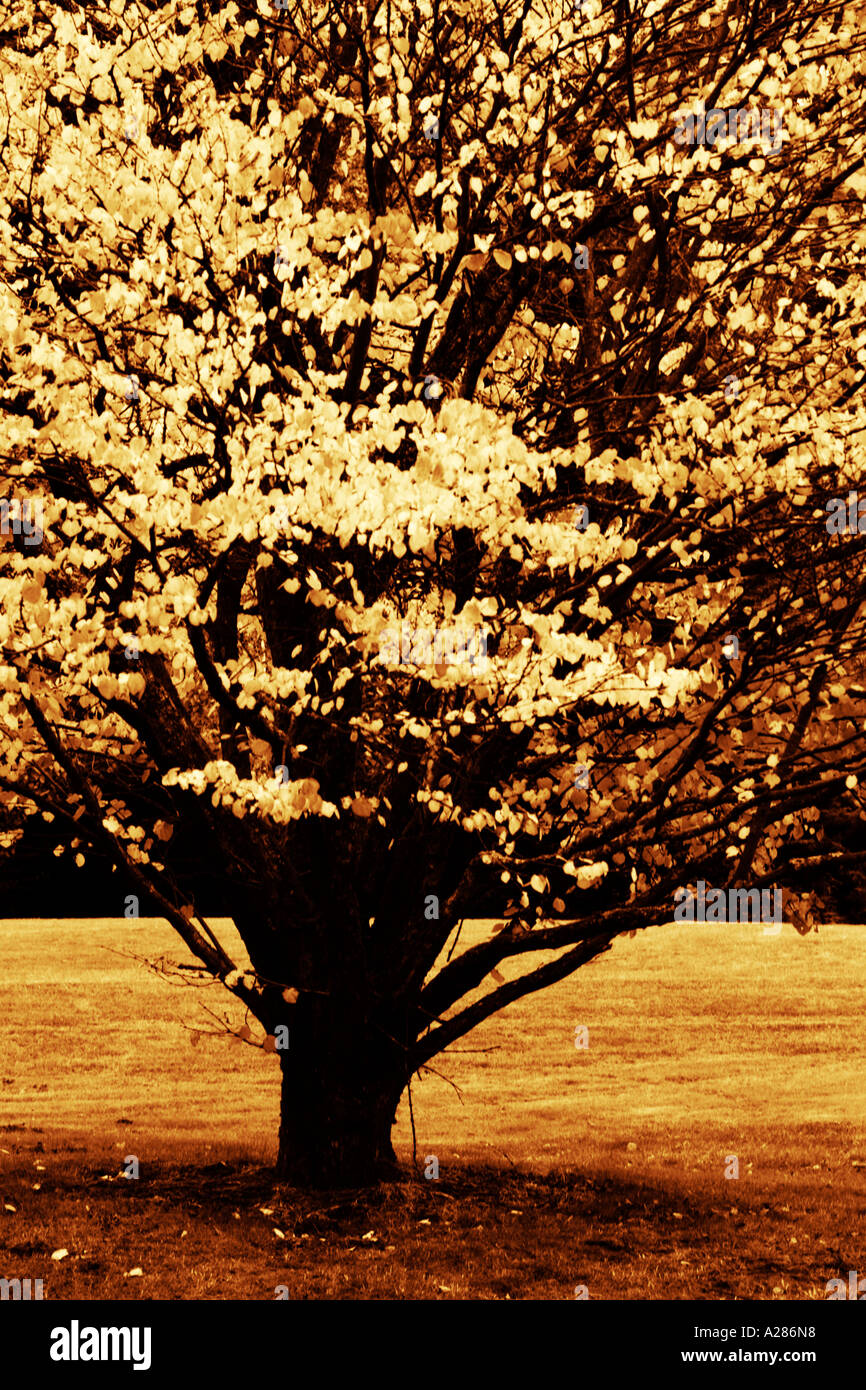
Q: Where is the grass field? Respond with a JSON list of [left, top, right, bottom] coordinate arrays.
[[0, 917, 864, 1299]]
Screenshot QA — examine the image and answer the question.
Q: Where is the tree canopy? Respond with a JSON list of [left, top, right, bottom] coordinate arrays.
[[1, 0, 865, 1180]]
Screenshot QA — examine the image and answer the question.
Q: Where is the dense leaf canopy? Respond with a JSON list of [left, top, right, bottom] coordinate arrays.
[[1, 0, 865, 1076]]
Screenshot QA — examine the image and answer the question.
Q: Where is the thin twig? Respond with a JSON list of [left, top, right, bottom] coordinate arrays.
[[417, 1062, 465, 1103], [445, 916, 465, 962], [407, 1072, 420, 1175]]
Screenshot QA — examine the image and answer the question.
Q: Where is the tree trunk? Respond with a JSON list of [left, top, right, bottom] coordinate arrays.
[[275, 1028, 406, 1188]]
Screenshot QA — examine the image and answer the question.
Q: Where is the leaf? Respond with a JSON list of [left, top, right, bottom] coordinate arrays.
[[51, 1248, 69, 1261], [492, 249, 512, 270]]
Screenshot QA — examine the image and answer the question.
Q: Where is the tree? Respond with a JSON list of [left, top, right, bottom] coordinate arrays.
[[1, 0, 865, 1185]]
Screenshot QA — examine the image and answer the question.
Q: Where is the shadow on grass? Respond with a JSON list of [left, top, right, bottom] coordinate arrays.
[[0, 1153, 857, 1299]]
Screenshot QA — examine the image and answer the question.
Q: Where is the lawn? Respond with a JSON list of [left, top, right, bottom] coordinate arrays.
[[0, 917, 863, 1298]]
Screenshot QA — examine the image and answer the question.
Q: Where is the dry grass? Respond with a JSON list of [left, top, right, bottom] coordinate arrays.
[[0, 917, 864, 1298]]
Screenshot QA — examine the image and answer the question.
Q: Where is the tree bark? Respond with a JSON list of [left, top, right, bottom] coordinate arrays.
[[274, 1025, 406, 1188]]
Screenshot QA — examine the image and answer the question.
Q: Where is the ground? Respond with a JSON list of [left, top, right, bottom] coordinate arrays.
[[0, 917, 863, 1299]]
